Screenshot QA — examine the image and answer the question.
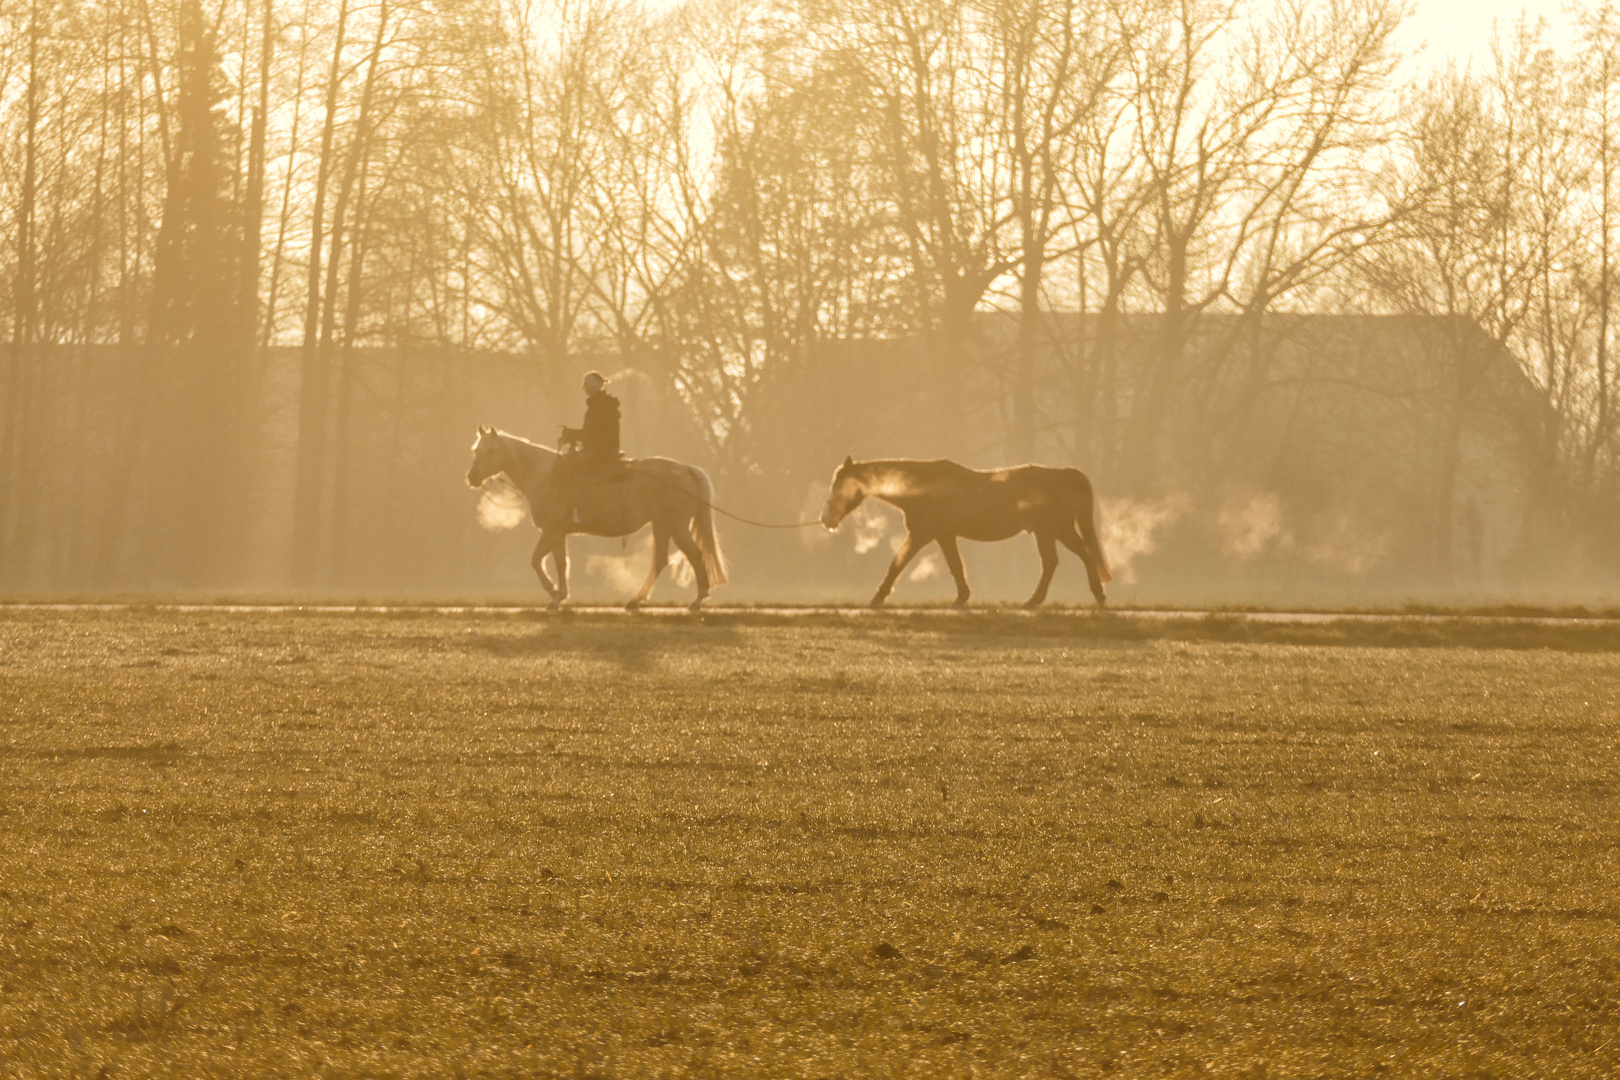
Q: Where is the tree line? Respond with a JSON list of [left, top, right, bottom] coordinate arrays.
[[3, 0, 1620, 589]]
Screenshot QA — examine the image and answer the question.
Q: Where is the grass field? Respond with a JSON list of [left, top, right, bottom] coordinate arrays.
[[2, 608, 1619, 1078]]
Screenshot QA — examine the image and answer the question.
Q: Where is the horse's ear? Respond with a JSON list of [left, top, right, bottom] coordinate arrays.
[[843, 455, 854, 468]]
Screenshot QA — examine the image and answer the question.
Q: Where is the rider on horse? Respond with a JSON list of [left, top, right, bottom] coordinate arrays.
[[558, 370, 624, 523]]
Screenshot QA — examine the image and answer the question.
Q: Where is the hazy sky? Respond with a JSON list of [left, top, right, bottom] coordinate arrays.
[[1400, 0, 1576, 68]]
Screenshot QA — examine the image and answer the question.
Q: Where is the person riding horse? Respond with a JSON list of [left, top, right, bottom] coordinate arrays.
[[467, 425, 727, 611], [558, 371, 624, 523]]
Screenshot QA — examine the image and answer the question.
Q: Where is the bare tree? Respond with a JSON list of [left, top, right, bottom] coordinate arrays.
[[1114, 0, 1404, 486], [450, 0, 628, 365], [2, 0, 44, 579], [793, 0, 1019, 436], [1357, 67, 1533, 579], [988, 0, 1118, 460], [289, 0, 353, 584], [1572, 3, 1620, 487]]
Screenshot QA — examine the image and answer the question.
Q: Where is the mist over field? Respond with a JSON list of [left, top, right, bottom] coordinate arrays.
[[3, 0, 1620, 606]]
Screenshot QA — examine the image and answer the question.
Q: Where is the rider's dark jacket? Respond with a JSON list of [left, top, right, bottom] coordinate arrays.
[[580, 390, 620, 462]]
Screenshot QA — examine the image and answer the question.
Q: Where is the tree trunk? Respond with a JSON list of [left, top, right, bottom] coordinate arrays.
[[328, 151, 377, 584], [290, 0, 352, 587], [1013, 241, 1041, 462], [239, 0, 272, 347], [96, 0, 143, 586], [5, 0, 42, 584]]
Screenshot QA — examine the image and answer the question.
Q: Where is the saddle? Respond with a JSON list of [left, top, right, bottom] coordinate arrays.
[[590, 460, 633, 484], [554, 438, 632, 531], [558, 428, 632, 483]]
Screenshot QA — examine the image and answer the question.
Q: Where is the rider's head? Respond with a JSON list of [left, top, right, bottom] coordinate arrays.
[[582, 370, 607, 395]]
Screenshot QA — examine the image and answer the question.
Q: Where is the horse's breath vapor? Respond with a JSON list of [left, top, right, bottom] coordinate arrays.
[[908, 551, 943, 581], [1216, 491, 1391, 575], [1101, 496, 1186, 583], [584, 551, 644, 593], [851, 503, 892, 554], [476, 477, 528, 531], [1219, 491, 1288, 558]]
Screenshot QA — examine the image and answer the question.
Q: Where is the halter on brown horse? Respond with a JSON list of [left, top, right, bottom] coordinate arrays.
[[467, 427, 727, 611], [820, 457, 1112, 608]]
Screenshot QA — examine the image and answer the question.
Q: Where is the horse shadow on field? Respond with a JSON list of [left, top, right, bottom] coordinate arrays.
[[460, 615, 743, 673]]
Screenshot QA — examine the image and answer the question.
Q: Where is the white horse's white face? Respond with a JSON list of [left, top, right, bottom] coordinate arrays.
[[467, 426, 504, 487], [821, 457, 865, 530]]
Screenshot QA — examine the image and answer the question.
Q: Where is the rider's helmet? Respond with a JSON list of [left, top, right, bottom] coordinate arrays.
[[582, 371, 607, 394]]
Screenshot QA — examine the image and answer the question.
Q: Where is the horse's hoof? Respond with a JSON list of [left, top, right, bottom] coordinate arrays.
[[869, 597, 887, 609], [546, 599, 562, 612], [687, 598, 704, 613], [951, 597, 969, 609], [625, 600, 641, 613], [1022, 598, 1045, 610]]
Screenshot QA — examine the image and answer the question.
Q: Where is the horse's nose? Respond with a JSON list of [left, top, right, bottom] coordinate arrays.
[[820, 500, 834, 529]]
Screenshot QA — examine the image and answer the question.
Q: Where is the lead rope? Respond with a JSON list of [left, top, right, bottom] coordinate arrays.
[[706, 504, 825, 529], [635, 466, 826, 529]]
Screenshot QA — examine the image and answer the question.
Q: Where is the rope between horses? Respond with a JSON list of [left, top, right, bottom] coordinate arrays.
[[706, 504, 824, 530], [633, 467, 824, 530]]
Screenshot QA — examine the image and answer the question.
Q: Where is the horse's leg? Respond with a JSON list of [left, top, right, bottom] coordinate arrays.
[[627, 529, 671, 613], [671, 527, 711, 612], [871, 532, 927, 607], [1057, 523, 1107, 607], [937, 535, 970, 607], [551, 536, 570, 608], [1024, 531, 1059, 608], [531, 533, 560, 605]]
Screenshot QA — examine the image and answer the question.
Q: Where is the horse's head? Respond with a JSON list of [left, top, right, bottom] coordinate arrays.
[[821, 456, 865, 530], [467, 426, 504, 487]]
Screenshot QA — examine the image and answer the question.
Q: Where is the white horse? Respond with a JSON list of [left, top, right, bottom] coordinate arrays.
[[466, 427, 727, 611]]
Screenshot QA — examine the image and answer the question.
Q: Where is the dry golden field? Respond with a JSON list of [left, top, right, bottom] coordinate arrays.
[[2, 607, 1619, 1078]]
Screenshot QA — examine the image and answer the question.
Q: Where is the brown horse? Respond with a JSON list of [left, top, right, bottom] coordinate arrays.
[[820, 457, 1112, 608], [467, 427, 727, 611]]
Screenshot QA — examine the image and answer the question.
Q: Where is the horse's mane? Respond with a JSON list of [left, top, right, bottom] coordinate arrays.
[[486, 429, 558, 500], [492, 429, 557, 456]]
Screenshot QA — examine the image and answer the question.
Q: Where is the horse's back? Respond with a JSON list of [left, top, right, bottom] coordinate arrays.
[[942, 461, 1087, 493], [625, 455, 716, 506], [914, 461, 1095, 522], [629, 455, 711, 484], [1014, 463, 1093, 491], [868, 458, 1092, 509], [630, 454, 702, 470]]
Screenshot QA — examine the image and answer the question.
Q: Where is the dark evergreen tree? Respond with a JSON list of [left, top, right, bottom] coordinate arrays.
[[146, 0, 253, 584], [150, 0, 237, 348]]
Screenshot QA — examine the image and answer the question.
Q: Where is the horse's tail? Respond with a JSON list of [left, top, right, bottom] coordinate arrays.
[[1071, 470, 1113, 586], [688, 466, 728, 587]]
